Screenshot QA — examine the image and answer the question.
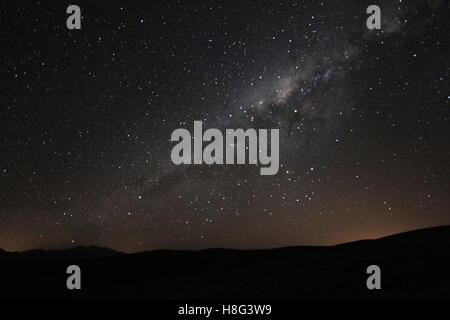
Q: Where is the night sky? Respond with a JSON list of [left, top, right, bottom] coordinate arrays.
[[0, 0, 448, 253]]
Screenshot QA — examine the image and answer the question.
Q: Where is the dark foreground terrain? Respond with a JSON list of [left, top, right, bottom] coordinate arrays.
[[1, 226, 450, 300]]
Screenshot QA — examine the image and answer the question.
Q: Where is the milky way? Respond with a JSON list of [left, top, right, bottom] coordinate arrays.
[[0, 0, 449, 252]]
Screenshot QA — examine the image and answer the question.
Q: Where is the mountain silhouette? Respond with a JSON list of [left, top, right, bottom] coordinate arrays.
[[1, 225, 449, 299], [0, 246, 122, 260]]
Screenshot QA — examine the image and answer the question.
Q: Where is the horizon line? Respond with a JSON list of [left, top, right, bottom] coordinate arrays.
[[2, 224, 449, 254]]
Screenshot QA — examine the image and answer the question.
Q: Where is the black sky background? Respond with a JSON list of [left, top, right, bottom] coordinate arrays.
[[0, 0, 449, 252]]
